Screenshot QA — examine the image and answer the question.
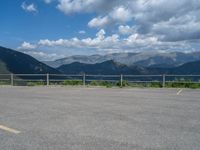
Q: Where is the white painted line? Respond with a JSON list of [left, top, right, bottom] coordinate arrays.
[[0, 125, 21, 134], [177, 89, 183, 95]]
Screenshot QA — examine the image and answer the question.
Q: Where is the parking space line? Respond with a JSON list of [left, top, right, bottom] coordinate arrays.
[[177, 89, 183, 95], [0, 125, 21, 134]]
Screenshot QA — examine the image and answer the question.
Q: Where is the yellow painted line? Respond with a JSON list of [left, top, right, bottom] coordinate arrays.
[[0, 125, 21, 134], [177, 89, 183, 95]]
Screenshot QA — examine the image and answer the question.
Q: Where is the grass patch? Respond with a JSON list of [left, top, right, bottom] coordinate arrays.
[[62, 80, 83, 86], [0, 81, 10, 85], [27, 81, 46, 86], [165, 82, 200, 89], [90, 80, 113, 87]]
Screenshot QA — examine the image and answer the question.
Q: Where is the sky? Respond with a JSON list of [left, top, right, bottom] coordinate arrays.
[[1, 0, 200, 61]]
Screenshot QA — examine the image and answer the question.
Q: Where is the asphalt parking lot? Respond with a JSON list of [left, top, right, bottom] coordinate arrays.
[[0, 87, 200, 150]]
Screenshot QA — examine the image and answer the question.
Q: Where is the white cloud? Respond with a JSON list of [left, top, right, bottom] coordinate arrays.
[[96, 29, 105, 40], [129, 0, 200, 41], [110, 6, 132, 22], [33, 29, 119, 50], [88, 6, 133, 28], [38, 39, 70, 47], [18, 28, 198, 59], [88, 16, 110, 28], [57, 0, 105, 14], [21, 2, 38, 13], [152, 14, 200, 42], [23, 51, 65, 61], [56, 0, 200, 42], [16, 0, 200, 60], [18, 42, 37, 50], [20, 30, 174, 52], [79, 30, 86, 34], [118, 25, 135, 35], [125, 34, 158, 45]]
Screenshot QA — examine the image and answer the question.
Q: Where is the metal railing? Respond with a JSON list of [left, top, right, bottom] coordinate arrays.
[[0, 74, 200, 87]]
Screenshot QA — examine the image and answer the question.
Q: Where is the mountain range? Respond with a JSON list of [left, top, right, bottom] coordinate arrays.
[[0, 46, 200, 75], [57, 60, 200, 75], [44, 51, 200, 68], [57, 60, 148, 75]]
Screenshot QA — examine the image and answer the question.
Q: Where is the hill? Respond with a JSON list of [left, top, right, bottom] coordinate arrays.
[[171, 60, 200, 74], [0, 46, 60, 74], [0, 60, 10, 74], [58, 59, 200, 75], [149, 60, 200, 75], [58, 60, 148, 75]]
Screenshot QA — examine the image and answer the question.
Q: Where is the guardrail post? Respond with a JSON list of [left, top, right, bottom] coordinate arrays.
[[120, 74, 123, 87], [47, 74, 49, 86], [162, 74, 166, 88], [11, 73, 14, 86], [83, 73, 86, 86]]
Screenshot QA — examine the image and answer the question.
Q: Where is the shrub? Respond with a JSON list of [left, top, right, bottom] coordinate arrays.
[[189, 83, 200, 89], [90, 80, 99, 86], [149, 82, 162, 88]]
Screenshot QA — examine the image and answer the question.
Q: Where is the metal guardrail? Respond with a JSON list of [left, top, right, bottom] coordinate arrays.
[[0, 74, 200, 87]]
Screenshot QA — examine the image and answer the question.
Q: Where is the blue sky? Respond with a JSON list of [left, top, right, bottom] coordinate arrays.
[[0, 0, 96, 46], [1, 0, 200, 60]]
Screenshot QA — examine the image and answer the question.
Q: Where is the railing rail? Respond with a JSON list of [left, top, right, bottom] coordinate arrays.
[[0, 73, 200, 87]]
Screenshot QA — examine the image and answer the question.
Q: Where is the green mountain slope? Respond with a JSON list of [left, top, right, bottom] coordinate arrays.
[[58, 60, 148, 75], [0, 46, 60, 74], [171, 60, 200, 74], [0, 60, 10, 74]]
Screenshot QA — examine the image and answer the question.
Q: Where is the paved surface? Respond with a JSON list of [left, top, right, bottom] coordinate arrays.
[[0, 87, 200, 150]]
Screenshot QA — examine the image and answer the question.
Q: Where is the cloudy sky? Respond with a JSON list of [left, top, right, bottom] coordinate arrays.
[[1, 0, 200, 60]]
